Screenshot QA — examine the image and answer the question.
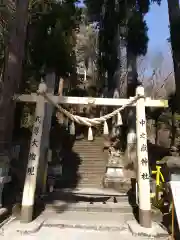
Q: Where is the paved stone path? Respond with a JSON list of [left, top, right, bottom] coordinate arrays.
[[0, 211, 170, 240], [0, 227, 170, 240]]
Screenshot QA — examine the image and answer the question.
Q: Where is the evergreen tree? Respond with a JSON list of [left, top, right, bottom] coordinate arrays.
[[167, 0, 180, 112], [84, 0, 161, 91]]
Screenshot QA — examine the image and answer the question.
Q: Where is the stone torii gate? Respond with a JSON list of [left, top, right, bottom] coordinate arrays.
[[15, 78, 168, 228]]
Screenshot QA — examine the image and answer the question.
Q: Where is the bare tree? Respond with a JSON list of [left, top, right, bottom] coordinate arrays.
[[138, 52, 175, 99]]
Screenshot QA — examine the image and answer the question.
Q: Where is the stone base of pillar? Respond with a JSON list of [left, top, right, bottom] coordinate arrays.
[[0, 207, 8, 222], [139, 208, 152, 228], [21, 205, 33, 223], [127, 220, 168, 238]]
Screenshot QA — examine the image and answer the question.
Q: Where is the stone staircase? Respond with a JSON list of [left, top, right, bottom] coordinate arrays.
[[51, 134, 134, 194], [33, 134, 163, 231], [45, 136, 136, 214], [72, 137, 107, 188]]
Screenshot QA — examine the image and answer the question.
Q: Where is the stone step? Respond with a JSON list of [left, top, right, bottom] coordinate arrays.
[[80, 159, 106, 162], [78, 158, 106, 161], [74, 142, 104, 145], [79, 171, 104, 174], [45, 201, 132, 213], [78, 153, 106, 156], [77, 181, 103, 184], [80, 158, 106, 161], [41, 209, 163, 232], [47, 190, 128, 200], [78, 176, 103, 180], [75, 154, 105, 158], [73, 144, 104, 147], [78, 171, 105, 175], [78, 177, 103, 181], [79, 175, 103, 178], [77, 184, 103, 188], [79, 167, 105, 170], [75, 150, 104, 153], [79, 161, 106, 165], [78, 160, 106, 163], [74, 142, 104, 146], [45, 193, 128, 202], [71, 137, 107, 188], [53, 188, 128, 197], [74, 138, 104, 143], [78, 174, 105, 178], [74, 142, 105, 146], [79, 165, 105, 168], [73, 147, 104, 151], [79, 168, 105, 173], [73, 150, 104, 153], [78, 159, 105, 162], [78, 172, 105, 176], [42, 211, 136, 230], [74, 146, 104, 149], [79, 163, 106, 167], [76, 184, 103, 187], [76, 150, 105, 153], [79, 162, 106, 166], [76, 154, 105, 157], [44, 186, 136, 215], [78, 160, 106, 164], [79, 165, 106, 171], [79, 158, 107, 162], [78, 155, 106, 186], [77, 180, 103, 185], [74, 152, 105, 156], [79, 164, 106, 167], [77, 182, 103, 187], [74, 144, 104, 147], [80, 162, 106, 165]]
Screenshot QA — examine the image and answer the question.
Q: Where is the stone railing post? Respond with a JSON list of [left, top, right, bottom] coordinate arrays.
[[136, 86, 152, 228]]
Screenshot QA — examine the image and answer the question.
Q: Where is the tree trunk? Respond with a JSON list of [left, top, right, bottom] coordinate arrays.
[[167, 0, 180, 112], [125, 50, 138, 167], [0, 1, 29, 154]]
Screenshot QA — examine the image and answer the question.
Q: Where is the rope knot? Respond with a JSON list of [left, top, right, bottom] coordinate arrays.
[[37, 82, 47, 95], [88, 98, 96, 105], [137, 94, 145, 99]]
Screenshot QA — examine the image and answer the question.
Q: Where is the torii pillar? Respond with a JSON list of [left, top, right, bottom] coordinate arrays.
[[21, 72, 55, 223]]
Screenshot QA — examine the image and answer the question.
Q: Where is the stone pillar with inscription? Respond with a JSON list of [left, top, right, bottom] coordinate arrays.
[[136, 86, 151, 228], [38, 73, 55, 194], [21, 89, 46, 223]]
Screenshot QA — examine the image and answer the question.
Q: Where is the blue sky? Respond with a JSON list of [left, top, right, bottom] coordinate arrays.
[[145, 0, 169, 53], [143, 0, 172, 76]]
